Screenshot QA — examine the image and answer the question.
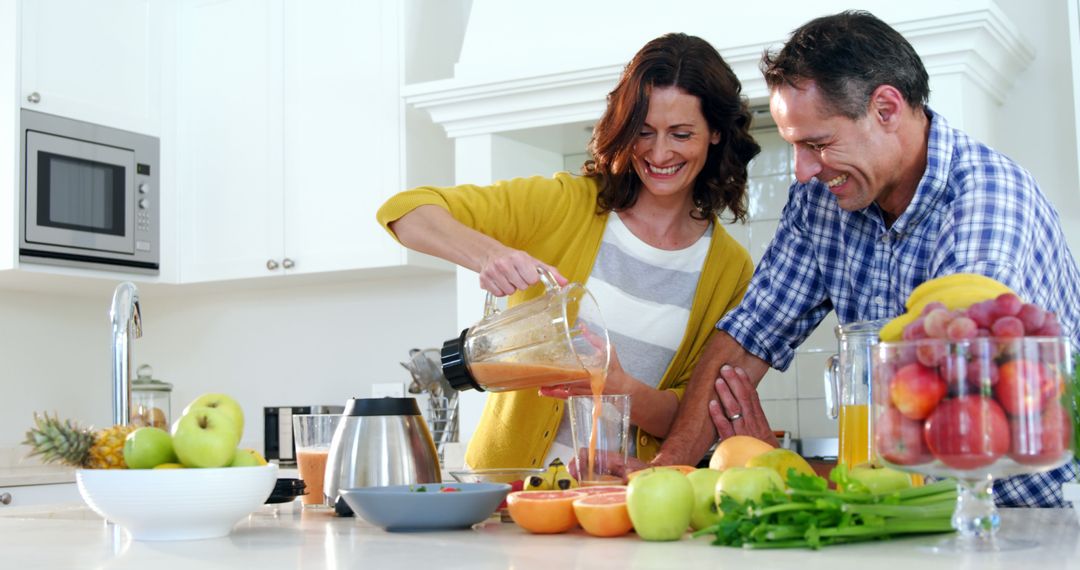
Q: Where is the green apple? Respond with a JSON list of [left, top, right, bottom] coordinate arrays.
[[231, 447, 268, 467], [184, 393, 244, 436], [625, 468, 694, 541], [171, 406, 241, 468], [715, 467, 784, 505], [848, 464, 913, 494], [122, 427, 178, 469], [745, 448, 816, 485], [686, 468, 723, 531]]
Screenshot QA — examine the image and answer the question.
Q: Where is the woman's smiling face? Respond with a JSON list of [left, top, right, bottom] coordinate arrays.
[[631, 86, 720, 203]]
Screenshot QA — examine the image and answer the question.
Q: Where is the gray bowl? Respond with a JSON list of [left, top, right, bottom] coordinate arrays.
[[340, 482, 510, 531]]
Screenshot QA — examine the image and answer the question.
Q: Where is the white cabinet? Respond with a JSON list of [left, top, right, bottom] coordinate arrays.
[[20, 0, 163, 136], [176, 0, 405, 283], [0, 483, 79, 508]]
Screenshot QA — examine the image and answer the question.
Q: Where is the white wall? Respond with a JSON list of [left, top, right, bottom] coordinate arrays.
[[992, 0, 1080, 253], [0, 275, 456, 455]]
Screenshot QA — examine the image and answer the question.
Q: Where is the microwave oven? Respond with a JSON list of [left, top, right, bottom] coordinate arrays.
[[19, 109, 160, 273]]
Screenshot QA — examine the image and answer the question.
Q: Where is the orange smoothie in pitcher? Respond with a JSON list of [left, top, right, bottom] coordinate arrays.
[[467, 362, 591, 391]]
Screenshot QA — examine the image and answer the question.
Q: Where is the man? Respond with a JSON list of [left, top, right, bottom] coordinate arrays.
[[651, 10, 1080, 507]]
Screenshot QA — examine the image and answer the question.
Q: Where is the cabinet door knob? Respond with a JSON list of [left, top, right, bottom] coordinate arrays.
[[26, 91, 41, 104], [282, 258, 295, 269], [266, 259, 279, 271], [0, 492, 11, 505]]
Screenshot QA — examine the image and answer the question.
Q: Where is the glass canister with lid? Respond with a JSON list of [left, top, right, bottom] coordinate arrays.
[[130, 364, 173, 428]]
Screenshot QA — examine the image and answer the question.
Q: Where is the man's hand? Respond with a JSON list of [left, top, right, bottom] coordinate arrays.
[[708, 365, 780, 447], [651, 331, 769, 466]]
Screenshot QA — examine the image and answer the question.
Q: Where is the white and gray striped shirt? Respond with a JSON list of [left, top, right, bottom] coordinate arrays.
[[546, 211, 711, 464]]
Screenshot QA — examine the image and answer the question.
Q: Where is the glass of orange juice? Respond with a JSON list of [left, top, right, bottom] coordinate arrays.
[[568, 394, 630, 486], [292, 414, 341, 508]]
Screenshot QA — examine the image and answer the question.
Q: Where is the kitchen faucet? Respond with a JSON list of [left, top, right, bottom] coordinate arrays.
[[109, 282, 142, 426]]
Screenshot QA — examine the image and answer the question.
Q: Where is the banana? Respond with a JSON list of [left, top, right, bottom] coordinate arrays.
[[525, 458, 558, 490], [551, 458, 578, 490], [525, 458, 576, 491], [524, 469, 552, 491], [880, 274, 1015, 342], [879, 311, 915, 342], [905, 273, 1013, 312]]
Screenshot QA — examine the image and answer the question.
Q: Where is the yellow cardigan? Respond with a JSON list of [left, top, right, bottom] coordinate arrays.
[[377, 172, 754, 468]]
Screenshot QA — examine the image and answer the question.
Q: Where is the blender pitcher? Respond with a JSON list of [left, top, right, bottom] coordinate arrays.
[[441, 267, 610, 392], [823, 319, 889, 468]]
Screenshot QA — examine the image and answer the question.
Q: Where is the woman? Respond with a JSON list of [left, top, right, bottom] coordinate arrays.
[[377, 33, 760, 470]]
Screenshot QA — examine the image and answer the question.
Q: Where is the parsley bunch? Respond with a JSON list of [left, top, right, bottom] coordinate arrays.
[[693, 466, 957, 550]]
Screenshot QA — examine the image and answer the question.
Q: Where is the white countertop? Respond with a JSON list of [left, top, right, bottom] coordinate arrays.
[[0, 501, 1078, 569]]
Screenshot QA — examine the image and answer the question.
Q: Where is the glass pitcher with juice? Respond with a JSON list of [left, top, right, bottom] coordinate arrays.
[[824, 319, 889, 468], [440, 267, 610, 393]]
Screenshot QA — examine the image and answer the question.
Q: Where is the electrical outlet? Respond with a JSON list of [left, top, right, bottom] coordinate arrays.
[[371, 382, 405, 398]]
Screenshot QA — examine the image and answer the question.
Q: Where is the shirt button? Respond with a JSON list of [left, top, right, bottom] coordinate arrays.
[[543, 431, 550, 438], [881, 234, 891, 243], [874, 296, 885, 306], [639, 435, 648, 446]]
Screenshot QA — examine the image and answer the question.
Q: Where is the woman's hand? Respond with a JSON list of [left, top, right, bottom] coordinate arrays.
[[708, 364, 780, 447], [479, 246, 567, 297], [537, 348, 628, 399]]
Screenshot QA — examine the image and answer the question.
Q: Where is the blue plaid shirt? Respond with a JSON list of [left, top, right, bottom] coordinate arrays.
[[718, 109, 1080, 507]]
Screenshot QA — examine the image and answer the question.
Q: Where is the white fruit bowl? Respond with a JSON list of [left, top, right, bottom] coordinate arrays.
[[76, 463, 278, 541]]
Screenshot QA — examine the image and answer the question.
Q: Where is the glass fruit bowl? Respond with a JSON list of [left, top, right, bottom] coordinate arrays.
[[871, 335, 1074, 551]]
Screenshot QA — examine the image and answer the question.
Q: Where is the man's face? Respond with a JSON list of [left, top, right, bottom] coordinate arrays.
[[770, 82, 904, 213]]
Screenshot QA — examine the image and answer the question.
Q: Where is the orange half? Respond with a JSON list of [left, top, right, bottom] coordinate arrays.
[[573, 491, 632, 537], [506, 490, 584, 534]]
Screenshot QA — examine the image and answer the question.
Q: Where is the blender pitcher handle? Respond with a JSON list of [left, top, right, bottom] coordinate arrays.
[[824, 353, 840, 419], [536, 266, 560, 291], [481, 266, 561, 318]]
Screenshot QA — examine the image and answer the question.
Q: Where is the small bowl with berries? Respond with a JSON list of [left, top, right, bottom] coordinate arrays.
[[872, 286, 1074, 551]]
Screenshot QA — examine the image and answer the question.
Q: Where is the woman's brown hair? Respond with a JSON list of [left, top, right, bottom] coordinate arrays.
[[585, 33, 759, 223]]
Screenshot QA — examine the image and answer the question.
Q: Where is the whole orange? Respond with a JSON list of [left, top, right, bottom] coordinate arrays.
[[505, 490, 584, 534]]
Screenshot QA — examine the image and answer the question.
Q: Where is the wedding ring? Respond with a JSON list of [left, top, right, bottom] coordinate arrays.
[[727, 413, 743, 421]]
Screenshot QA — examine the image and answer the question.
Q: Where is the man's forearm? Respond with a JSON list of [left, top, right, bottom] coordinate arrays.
[[651, 330, 768, 466]]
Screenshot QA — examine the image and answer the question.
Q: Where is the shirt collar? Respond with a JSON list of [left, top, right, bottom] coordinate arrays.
[[885, 107, 952, 236]]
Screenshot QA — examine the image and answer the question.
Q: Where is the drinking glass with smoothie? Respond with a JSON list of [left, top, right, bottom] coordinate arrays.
[[292, 414, 341, 508], [569, 394, 630, 486]]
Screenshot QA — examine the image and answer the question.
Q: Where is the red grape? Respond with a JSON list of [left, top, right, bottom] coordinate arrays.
[[991, 316, 1025, 339], [902, 317, 928, 340], [946, 316, 978, 341], [966, 301, 995, 328], [1034, 312, 1061, 337], [924, 308, 953, 339], [916, 343, 946, 367], [920, 301, 947, 316], [1018, 303, 1047, 333], [992, 293, 1023, 318]]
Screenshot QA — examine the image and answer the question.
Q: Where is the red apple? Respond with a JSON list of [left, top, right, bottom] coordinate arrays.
[[1009, 402, 1073, 466], [924, 396, 1010, 470], [993, 359, 1057, 417], [889, 363, 947, 420], [875, 406, 932, 465]]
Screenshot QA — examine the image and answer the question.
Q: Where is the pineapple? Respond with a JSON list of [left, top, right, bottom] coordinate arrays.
[[23, 412, 136, 469]]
